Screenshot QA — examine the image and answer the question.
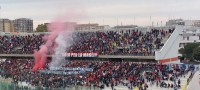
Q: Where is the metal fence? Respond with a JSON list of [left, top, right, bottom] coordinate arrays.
[[0, 81, 100, 90]]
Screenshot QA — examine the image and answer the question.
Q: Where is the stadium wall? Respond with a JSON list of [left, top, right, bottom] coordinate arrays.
[[155, 25, 183, 63]]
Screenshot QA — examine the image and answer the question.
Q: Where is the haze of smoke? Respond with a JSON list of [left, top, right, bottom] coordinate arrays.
[[49, 31, 73, 70], [32, 20, 65, 71], [32, 9, 86, 71]]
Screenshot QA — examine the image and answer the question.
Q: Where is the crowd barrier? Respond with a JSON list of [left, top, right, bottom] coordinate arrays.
[[0, 80, 140, 90], [0, 81, 100, 90], [0, 54, 155, 59]]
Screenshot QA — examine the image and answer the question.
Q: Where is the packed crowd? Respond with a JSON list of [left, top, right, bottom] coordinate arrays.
[[0, 34, 43, 54], [0, 29, 174, 56], [0, 59, 193, 90]]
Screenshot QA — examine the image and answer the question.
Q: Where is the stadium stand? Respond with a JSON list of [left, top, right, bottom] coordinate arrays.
[[0, 59, 193, 90], [0, 26, 199, 90], [0, 27, 181, 90], [0, 29, 173, 56]]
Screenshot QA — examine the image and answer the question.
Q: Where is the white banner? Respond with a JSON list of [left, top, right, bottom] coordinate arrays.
[[39, 67, 93, 75], [62, 53, 98, 57]]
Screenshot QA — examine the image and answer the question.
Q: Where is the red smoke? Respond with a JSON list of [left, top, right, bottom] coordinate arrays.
[[32, 45, 48, 71], [32, 20, 65, 71], [32, 9, 86, 71]]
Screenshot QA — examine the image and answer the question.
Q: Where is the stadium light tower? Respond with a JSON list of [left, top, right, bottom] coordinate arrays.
[[0, 6, 1, 33], [134, 16, 135, 25], [150, 15, 151, 27]]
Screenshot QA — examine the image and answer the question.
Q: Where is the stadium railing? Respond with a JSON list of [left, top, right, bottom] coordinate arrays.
[[0, 80, 100, 90]]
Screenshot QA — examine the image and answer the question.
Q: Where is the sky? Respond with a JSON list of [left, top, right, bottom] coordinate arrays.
[[0, 0, 200, 29]]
